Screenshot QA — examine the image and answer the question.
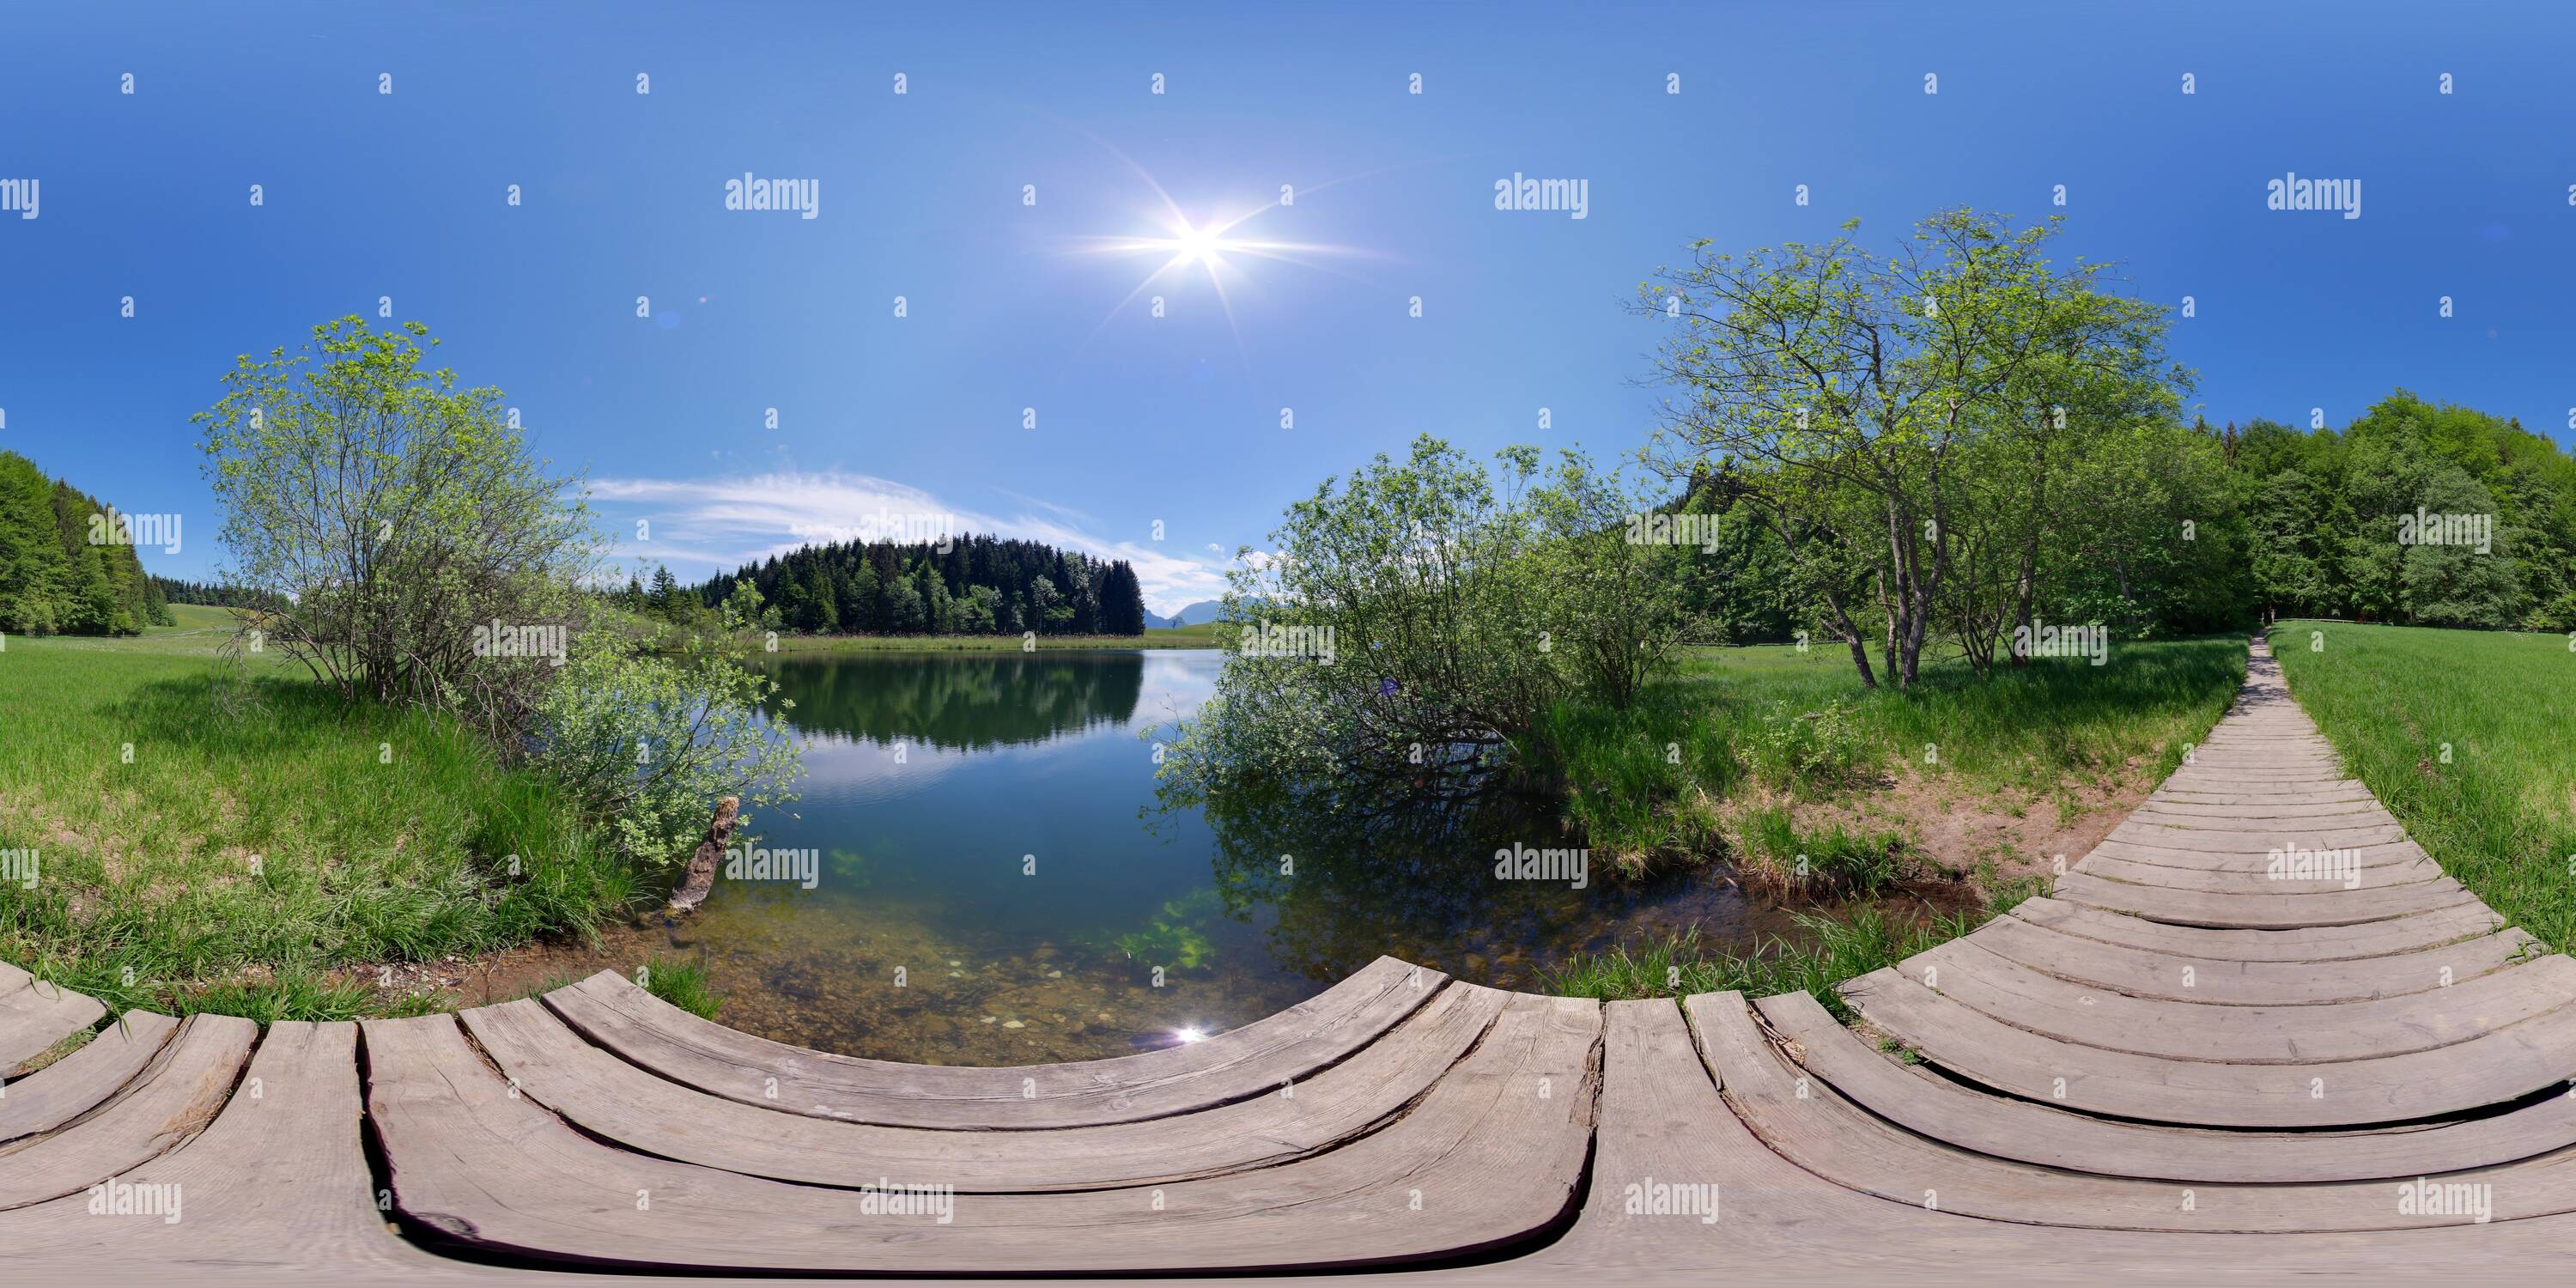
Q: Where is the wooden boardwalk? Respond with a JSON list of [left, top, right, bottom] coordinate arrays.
[[13, 640, 2576, 1282]]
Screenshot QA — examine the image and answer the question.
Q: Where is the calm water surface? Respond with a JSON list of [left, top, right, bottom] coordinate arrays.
[[659, 649, 1820, 1064]]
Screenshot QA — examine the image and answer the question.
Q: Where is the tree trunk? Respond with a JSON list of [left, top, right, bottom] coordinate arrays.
[[665, 796, 741, 914]]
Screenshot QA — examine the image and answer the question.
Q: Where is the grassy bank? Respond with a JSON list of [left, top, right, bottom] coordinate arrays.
[[2269, 620, 2576, 950], [1534, 635, 2249, 880], [763, 622, 1224, 654], [1543, 905, 1995, 1018], [1533, 636, 2245, 1008], [0, 606, 635, 1019]]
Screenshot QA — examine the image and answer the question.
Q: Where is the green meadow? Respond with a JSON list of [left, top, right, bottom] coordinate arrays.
[[2270, 620, 2576, 951], [0, 605, 631, 1019]]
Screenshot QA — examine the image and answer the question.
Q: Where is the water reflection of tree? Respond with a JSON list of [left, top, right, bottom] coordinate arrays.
[[765, 653, 1144, 750], [1188, 779, 1649, 986]]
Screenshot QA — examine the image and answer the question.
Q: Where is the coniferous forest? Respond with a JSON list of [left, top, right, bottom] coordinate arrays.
[[0, 450, 170, 636], [674, 535, 1151, 636]]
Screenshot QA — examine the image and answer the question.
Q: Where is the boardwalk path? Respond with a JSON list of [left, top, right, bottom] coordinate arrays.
[[11, 640, 2576, 1282]]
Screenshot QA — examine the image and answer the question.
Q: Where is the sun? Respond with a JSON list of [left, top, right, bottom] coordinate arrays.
[[1170, 219, 1224, 267], [1055, 131, 1392, 368]]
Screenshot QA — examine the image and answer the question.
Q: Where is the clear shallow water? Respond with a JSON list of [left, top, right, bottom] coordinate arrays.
[[650, 649, 1824, 1064]]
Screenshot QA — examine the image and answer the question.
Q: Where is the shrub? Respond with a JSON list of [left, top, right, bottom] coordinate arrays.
[[524, 603, 803, 867]]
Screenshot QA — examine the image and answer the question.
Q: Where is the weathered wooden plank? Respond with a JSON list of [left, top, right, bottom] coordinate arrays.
[[1844, 965, 2576, 1126], [2051, 871, 2481, 929], [2107, 821, 2410, 852], [2136, 799, 2388, 820], [0, 1013, 253, 1209], [0, 1011, 177, 1145], [2123, 807, 2398, 833], [1902, 938, 2576, 1064], [0, 977, 106, 1075], [2150, 787, 2381, 806], [1761, 989, 2576, 1182], [463, 979, 1508, 1191], [1710, 989, 2576, 1230], [1968, 908, 2537, 1004], [544, 954, 1443, 1129], [2011, 895, 2505, 961], [0, 1021, 453, 1274], [369, 995, 1600, 1273], [1509, 996, 2308, 1279], [2087, 836, 2428, 873], [2074, 853, 2444, 894]]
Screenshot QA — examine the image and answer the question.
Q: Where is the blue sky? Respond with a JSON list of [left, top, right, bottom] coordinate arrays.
[[3, 0, 2573, 612]]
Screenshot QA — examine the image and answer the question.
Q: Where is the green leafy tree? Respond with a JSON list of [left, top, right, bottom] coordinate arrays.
[[193, 316, 598, 728], [1634, 210, 2184, 687]]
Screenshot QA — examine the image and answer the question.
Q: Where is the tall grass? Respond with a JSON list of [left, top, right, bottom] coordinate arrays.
[[1540, 907, 1986, 1020], [2270, 621, 2576, 951], [639, 955, 725, 1019], [0, 617, 635, 1019], [1530, 636, 2247, 872]]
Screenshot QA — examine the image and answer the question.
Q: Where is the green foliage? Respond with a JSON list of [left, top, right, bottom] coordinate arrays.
[[1732, 806, 1909, 895], [525, 601, 804, 868], [0, 451, 160, 638], [697, 537, 1148, 639], [1637, 208, 2190, 688], [1755, 700, 1868, 791], [1521, 636, 2242, 874], [0, 630, 635, 1023], [1159, 434, 1690, 813], [637, 957, 724, 1019], [1113, 889, 1224, 972], [2230, 393, 2576, 631], [1541, 907, 1985, 1020], [191, 316, 599, 730]]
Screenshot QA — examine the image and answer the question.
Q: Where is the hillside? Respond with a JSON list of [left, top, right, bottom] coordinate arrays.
[[0, 451, 170, 636]]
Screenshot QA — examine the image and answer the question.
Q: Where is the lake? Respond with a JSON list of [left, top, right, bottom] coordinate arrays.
[[660, 648, 1815, 1064]]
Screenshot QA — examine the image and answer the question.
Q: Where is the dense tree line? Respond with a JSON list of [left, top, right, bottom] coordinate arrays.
[[0, 450, 170, 635], [150, 575, 289, 613], [673, 535, 1150, 636], [1636, 210, 2576, 690], [1650, 392, 2576, 653], [2227, 394, 2576, 629]]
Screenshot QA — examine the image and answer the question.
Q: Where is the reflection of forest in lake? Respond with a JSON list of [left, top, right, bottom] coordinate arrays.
[[667, 649, 1857, 1066], [762, 651, 1144, 750]]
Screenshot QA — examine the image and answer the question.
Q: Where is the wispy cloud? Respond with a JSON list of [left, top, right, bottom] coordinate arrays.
[[586, 470, 1232, 615]]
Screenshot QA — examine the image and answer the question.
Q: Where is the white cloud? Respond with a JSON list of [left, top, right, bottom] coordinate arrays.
[[586, 470, 1230, 616]]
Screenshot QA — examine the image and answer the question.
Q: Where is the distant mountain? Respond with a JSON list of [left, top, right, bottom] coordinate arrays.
[[1166, 599, 1224, 627], [1141, 610, 1178, 629]]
